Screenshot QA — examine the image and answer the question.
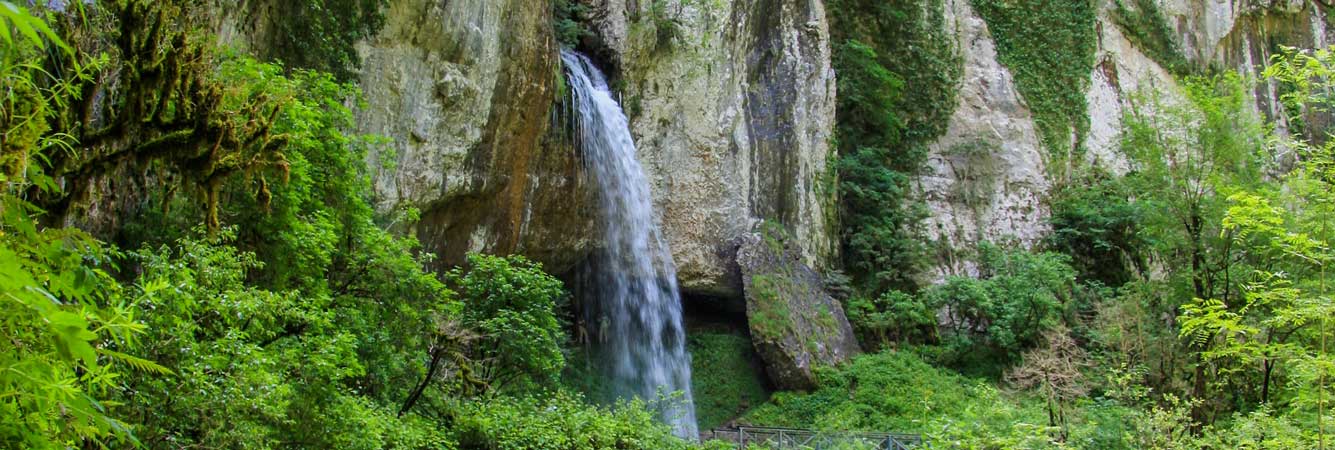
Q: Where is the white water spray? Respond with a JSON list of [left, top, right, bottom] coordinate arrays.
[[561, 49, 698, 438]]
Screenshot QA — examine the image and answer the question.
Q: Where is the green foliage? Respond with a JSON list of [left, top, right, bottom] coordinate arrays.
[[828, 0, 961, 294], [930, 244, 1077, 370], [265, 0, 387, 81], [688, 331, 770, 429], [0, 5, 144, 448], [971, 0, 1097, 167], [844, 289, 936, 348], [0, 199, 143, 449], [828, 0, 960, 146], [554, 0, 592, 48], [743, 351, 1057, 445], [123, 229, 451, 449], [831, 40, 904, 155], [1112, 0, 1195, 76], [1048, 172, 1146, 287], [836, 144, 929, 293], [450, 253, 567, 392], [1119, 74, 1265, 307], [449, 392, 695, 449]]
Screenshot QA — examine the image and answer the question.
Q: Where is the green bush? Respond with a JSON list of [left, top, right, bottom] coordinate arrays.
[[449, 392, 694, 449], [845, 289, 936, 348], [688, 331, 771, 429], [742, 351, 1052, 442], [449, 253, 568, 393], [929, 243, 1077, 371]]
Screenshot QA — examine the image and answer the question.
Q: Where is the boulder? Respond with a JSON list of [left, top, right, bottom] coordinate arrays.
[[738, 222, 859, 391]]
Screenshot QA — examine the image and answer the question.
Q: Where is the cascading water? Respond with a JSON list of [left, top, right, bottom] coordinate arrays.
[[561, 49, 698, 438]]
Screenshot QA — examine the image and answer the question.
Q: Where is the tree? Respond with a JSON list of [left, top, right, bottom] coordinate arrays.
[[1006, 326, 1088, 440], [1, 4, 161, 448], [449, 253, 567, 394], [1119, 73, 1267, 426]]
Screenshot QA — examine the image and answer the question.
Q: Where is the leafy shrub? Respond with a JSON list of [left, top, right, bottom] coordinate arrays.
[[931, 244, 1077, 370], [449, 392, 694, 449], [449, 253, 568, 393], [688, 331, 771, 429], [845, 289, 937, 348], [742, 351, 1052, 443]]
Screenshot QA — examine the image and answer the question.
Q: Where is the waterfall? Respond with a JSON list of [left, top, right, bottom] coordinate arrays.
[[561, 49, 698, 438]]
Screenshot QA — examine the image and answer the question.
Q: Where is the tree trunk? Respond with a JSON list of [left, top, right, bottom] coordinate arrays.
[[399, 344, 445, 417], [1261, 358, 1273, 404]]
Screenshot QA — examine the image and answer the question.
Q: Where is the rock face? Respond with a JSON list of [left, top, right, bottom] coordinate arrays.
[[588, 0, 839, 298], [918, 0, 1052, 280], [343, 0, 839, 296], [920, 0, 1333, 279], [355, 0, 596, 272], [738, 223, 860, 391]]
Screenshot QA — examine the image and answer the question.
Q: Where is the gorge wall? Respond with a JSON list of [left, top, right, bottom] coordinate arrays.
[[350, 0, 837, 299], [213, 0, 1335, 298], [920, 0, 1332, 278]]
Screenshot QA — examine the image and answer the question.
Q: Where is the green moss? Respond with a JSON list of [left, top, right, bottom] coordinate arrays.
[[971, 0, 1097, 164], [749, 274, 792, 342], [759, 220, 790, 256], [1112, 0, 1195, 76], [688, 332, 771, 429]]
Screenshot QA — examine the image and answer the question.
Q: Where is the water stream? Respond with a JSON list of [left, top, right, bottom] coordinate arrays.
[[561, 49, 698, 438]]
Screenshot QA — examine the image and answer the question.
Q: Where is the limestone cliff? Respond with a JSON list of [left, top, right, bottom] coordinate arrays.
[[918, 0, 1331, 278], [588, 0, 839, 298], [918, 0, 1051, 280], [346, 0, 839, 299], [355, 0, 595, 273]]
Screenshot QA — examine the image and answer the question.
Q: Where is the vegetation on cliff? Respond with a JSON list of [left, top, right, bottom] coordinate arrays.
[[0, 2, 691, 448], [827, 0, 961, 294], [6, 1, 1335, 449], [972, 0, 1097, 173]]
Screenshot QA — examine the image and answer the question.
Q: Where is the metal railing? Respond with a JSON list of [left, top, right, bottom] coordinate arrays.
[[705, 426, 923, 449]]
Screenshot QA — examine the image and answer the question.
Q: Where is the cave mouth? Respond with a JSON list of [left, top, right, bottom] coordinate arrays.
[[681, 292, 748, 335], [679, 291, 775, 431]]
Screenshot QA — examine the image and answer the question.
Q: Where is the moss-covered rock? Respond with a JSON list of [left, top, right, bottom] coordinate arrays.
[[738, 222, 859, 391]]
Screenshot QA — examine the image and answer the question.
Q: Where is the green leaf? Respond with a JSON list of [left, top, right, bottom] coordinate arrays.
[[96, 348, 174, 375]]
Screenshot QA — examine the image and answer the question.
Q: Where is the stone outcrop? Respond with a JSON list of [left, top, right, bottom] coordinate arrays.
[[588, 0, 839, 298], [355, 0, 596, 272], [917, 0, 1051, 280], [919, 0, 1333, 279], [738, 223, 860, 391]]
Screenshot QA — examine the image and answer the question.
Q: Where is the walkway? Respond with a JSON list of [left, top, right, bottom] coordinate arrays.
[[703, 426, 923, 449]]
